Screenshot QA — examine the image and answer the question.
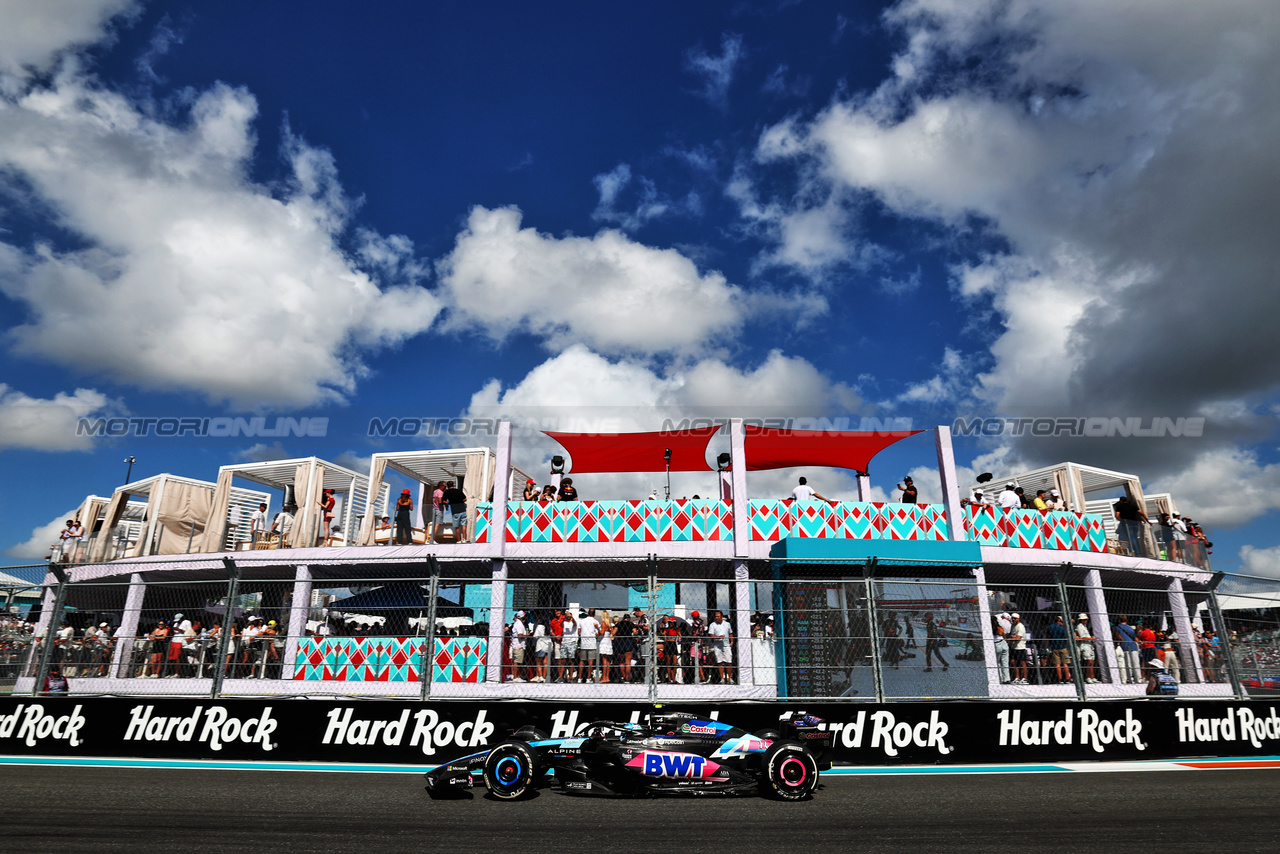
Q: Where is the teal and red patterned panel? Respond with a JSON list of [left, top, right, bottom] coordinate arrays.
[[293, 637, 489, 682], [474, 503, 491, 543], [748, 501, 950, 541], [963, 507, 1106, 552], [501, 500, 733, 543]]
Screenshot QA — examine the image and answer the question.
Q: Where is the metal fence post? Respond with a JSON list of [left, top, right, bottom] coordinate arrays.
[[1206, 573, 1244, 699], [31, 566, 69, 696], [1055, 567, 1086, 701], [211, 557, 240, 698], [647, 554, 658, 705], [421, 556, 439, 700], [863, 558, 884, 703]]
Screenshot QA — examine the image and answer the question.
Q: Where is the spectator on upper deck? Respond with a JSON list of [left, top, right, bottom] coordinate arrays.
[[540, 485, 556, 502], [1113, 496, 1149, 555], [442, 480, 468, 543], [558, 478, 579, 502], [1033, 490, 1049, 512], [1015, 486, 1030, 509], [897, 476, 918, 503], [791, 477, 829, 502], [522, 479, 539, 501], [998, 482, 1021, 510]]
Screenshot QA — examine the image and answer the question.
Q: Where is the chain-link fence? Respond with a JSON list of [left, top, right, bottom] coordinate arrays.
[[10, 557, 1280, 701]]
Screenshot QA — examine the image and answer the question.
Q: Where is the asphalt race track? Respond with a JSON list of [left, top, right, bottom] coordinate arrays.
[[2, 765, 1278, 854]]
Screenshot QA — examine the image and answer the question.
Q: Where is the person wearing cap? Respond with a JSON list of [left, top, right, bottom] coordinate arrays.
[[1075, 614, 1097, 683], [394, 488, 414, 545], [522, 479, 539, 501], [991, 614, 1010, 683], [1046, 615, 1071, 683], [998, 482, 1021, 510], [971, 488, 987, 507], [897, 476, 918, 504], [1113, 615, 1140, 684], [508, 610, 529, 683], [706, 611, 734, 684], [1008, 613, 1028, 684], [791, 476, 829, 502], [1145, 656, 1178, 695]]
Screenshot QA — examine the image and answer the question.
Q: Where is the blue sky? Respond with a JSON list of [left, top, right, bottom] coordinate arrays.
[[2, 0, 1278, 580]]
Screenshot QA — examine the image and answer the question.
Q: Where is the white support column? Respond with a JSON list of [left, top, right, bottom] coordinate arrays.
[[730, 419, 749, 557], [112, 573, 146, 676], [1168, 577, 1202, 683], [733, 561, 753, 686], [489, 421, 513, 558], [719, 470, 732, 501], [856, 474, 871, 502], [282, 565, 312, 676], [30, 571, 58, 639], [1085, 569, 1119, 683], [972, 566, 999, 693], [935, 426, 967, 542], [486, 560, 508, 682]]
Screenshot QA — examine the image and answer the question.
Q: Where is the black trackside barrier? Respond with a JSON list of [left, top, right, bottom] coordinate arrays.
[[4, 697, 1280, 766]]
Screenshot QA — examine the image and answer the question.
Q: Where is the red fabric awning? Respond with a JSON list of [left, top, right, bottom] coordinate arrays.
[[743, 427, 921, 472], [544, 426, 720, 473]]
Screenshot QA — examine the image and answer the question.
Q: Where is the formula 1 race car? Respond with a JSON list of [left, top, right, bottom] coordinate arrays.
[[424, 711, 833, 800]]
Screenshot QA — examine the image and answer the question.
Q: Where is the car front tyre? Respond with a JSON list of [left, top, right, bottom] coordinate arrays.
[[483, 741, 539, 800], [761, 741, 818, 801]]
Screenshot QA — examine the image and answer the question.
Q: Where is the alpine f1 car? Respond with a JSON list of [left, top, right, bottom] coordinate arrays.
[[424, 711, 833, 800]]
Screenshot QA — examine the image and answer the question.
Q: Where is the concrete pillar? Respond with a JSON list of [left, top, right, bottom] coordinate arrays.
[[734, 561, 753, 686], [486, 560, 508, 682], [857, 474, 871, 501], [935, 426, 967, 542], [730, 419, 749, 557], [282, 565, 312, 676], [489, 422, 512, 556], [1085, 569, 1119, 683], [111, 573, 146, 677], [1168, 577, 1203, 683]]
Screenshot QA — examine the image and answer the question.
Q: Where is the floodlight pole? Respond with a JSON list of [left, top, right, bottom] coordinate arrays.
[[124, 456, 137, 484], [664, 449, 672, 500]]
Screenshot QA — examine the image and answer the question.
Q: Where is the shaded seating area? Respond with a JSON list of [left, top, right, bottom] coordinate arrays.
[[88, 474, 222, 561], [202, 457, 385, 551]]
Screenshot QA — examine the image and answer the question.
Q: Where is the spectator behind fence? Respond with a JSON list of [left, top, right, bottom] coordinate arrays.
[[557, 610, 578, 683], [1114, 615, 1140, 683], [1046, 615, 1071, 683], [924, 612, 949, 673], [1076, 614, 1098, 683], [42, 664, 69, 695], [792, 476, 828, 502], [578, 608, 601, 682], [533, 614, 552, 683], [708, 610, 733, 684], [1137, 620, 1157, 665], [1008, 613, 1028, 684], [509, 610, 528, 683]]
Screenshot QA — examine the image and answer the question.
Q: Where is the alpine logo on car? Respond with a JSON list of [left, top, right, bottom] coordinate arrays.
[[711, 736, 771, 758], [628, 751, 722, 778]]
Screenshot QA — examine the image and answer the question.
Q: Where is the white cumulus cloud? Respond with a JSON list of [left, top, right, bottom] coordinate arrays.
[[437, 206, 750, 357], [0, 384, 112, 451]]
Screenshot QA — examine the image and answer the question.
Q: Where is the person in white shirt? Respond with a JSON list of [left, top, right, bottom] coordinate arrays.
[[791, 477, 829, 502], [577, 610, 602, 682], [509, 611, 529, 682], [557, 612, 579, 683], [249, 503, 270, 546], [707, 610, 734, 684], [272, 506, 296, 547], [1008, 613, 1029, 684], [998, 482, 1021, 510]]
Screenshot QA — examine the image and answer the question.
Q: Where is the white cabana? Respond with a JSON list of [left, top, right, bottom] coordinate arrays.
[[89, 474, 223, 561], [202, 457, 385, 551], [357, 447, 531, 546]]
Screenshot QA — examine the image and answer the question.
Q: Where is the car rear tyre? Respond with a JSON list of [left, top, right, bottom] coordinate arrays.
[[761, 741, 818, 801], [483, 741, 539, 800]]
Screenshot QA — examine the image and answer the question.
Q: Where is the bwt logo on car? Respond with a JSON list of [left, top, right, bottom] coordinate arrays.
[[628, 752, 721, 778], [322, 707, 494, 756], [822, 710, 953, 757], [124, 705, 278, 752], [0, 703, 87, 748]]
